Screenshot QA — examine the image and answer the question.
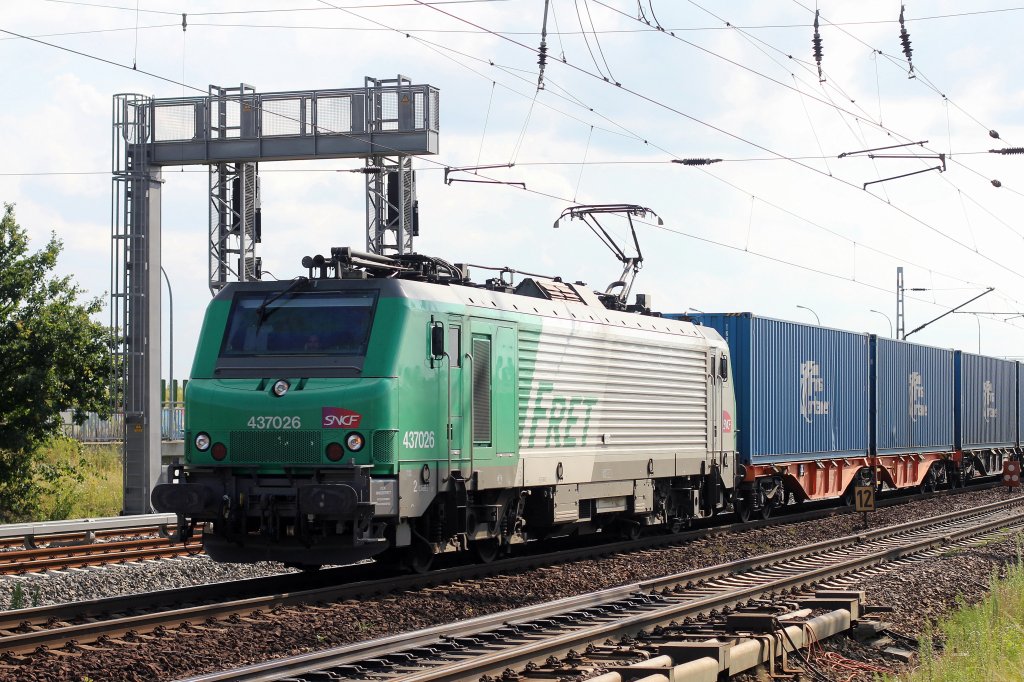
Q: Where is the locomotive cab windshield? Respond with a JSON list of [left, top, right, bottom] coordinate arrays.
[[215, 288, 378, 377]]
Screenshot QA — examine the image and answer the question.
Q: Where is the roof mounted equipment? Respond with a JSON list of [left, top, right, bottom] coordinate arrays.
[[553, 204, 661, 310]]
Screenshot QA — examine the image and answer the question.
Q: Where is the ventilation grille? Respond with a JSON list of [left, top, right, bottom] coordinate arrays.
[[472, 337, 492, 444], [513, 278, 585, 303], [372, 430, 398, 464], [229, 430, 320, 464]]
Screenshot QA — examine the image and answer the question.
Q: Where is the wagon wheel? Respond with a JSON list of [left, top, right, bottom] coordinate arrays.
[[734, 495, 753, 523], [758, 488, 784, 520], [471, 537, 501, 564], [404, 540, 435, 574], [946, 462, 963, 489], [617, 520, 642, 541], [918, 468, 937, 494]]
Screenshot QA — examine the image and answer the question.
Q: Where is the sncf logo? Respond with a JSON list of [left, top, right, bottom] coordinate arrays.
[[322, 407, 362, 428]]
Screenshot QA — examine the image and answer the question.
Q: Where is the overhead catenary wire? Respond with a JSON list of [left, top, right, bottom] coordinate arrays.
[[33, 1, 1013, 209], [39, 0, 510, 15], [790, 0, 1012, 144], [8, 3, 1024, 321], [0, 21, 1012, 306], [675, 0, 1022, 209], [407, 0, 1024, 288], [3, 15, 1017, 308]]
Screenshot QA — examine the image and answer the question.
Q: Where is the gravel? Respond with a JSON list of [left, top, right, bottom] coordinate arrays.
[[1, 486, 1019, 682], [0, 556, 293, 611], [806, 532, 1024, 682]]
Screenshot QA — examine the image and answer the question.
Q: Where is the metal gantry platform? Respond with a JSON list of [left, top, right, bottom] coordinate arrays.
[[111, 77, 439, 513]]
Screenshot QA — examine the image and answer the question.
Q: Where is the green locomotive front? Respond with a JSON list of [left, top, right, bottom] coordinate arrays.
[[153, 250, 737, 569]]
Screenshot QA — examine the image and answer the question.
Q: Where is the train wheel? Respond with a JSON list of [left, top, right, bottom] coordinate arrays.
[[404, 542, 435, 574], [471, 538, 501, 564], [734, 496, 753, 523], [948, 464, 964, 489], [919, 470, 937, 494], [759, 489, 783, 520], [618, 520, 642, 541]]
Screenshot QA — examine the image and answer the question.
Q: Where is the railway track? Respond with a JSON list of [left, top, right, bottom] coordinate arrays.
[[0, 484, 1013, 673], [178, 493, 1024, 682], [0, 535, 204, 575], [0, 513, 203, 575]]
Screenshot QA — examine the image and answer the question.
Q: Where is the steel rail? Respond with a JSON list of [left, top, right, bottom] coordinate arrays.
[[180, 495, 1024, 682], [0, 536, 204, 575], [0, 483, 1003, 658], [0, 484, 990, 625], [0, 526, 169, 549], [0, 514, 180, 541]]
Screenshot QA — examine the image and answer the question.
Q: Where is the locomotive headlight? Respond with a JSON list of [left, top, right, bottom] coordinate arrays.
[[345, 432, 365, 452], [194, 432, 211, 452], [272, 379, 290, 397]]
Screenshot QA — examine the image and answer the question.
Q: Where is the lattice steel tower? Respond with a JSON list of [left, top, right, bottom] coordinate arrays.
[[111, 77, 438, 513]]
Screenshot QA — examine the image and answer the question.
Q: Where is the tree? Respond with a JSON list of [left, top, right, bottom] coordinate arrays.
[[0, 203, 114, 521]]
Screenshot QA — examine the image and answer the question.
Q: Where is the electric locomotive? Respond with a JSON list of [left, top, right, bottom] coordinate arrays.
[[152, 244, 738, 569]]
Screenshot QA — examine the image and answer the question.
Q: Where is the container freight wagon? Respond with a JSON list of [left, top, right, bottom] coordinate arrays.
[[1019, 362, 1024, 451], [682, 313, 872, 516], [955, 351, 1017, 480], [871, 337, 955, 491]]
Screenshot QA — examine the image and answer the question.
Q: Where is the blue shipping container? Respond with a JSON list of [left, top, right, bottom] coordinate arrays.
[[871, 337, 954, 455], [685, 313, 870, 464], [955, 352, 1017, 449], [1019, 362, 1024, 448]]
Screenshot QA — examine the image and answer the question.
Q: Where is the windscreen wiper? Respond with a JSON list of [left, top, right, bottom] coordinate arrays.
[[254, 277, 309, 330]]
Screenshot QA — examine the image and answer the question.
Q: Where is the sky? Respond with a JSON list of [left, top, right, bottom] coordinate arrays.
[[2, 0, 1024, 384]]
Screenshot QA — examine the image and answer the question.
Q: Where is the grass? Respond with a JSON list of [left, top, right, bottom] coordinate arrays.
[[36, 439, 122, 519], [889, 551, 1024, 682]]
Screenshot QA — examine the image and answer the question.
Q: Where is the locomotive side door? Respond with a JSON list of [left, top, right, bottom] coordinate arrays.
[[464, 319, 518, 480], [444, 316, 465, 478], [707, 348, 723, 461]]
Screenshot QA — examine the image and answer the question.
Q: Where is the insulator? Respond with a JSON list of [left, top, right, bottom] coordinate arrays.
[[672, 158, 723, 166], [992, 147, 1024, 155], [990, 129, 1001, 139], [898, 5, 914, 74], [992, 179, 1002, 187], [812, 10, 823, 65]]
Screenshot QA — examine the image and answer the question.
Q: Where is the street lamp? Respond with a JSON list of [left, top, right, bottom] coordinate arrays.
[[869, 309, 893, 338], [796, 305, 820, 325]]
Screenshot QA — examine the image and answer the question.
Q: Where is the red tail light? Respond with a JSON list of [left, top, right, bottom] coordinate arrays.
[[326, 442, 344, 462]]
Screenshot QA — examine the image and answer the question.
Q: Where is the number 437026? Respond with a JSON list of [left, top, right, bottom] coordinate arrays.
[[402, 431, 435, 449]]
